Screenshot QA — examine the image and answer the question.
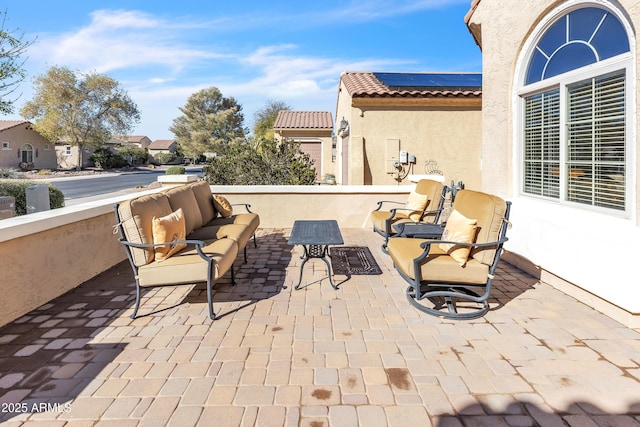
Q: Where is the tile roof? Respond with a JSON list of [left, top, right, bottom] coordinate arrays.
[[273, 111, 333, 130], [0, 120, 29, 131], [148, 139, 176, 149], [340, 72, 482, 98]]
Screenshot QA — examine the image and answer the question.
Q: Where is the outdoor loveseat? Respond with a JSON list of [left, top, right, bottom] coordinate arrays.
[[113, 180, 259, 320]]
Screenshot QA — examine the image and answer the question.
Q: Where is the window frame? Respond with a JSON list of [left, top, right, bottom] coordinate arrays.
[[516, 2, 635, 217]]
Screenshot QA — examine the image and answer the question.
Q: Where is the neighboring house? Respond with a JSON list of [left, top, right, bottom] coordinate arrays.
[[466, 0, 640, 325], [334, 72, 482, 186], [55, 144, 93, 170], [273, 111, 334, 180], [148, 139, 178, 155], [113, 135, 152, 149], [0, 121, 57, 170]]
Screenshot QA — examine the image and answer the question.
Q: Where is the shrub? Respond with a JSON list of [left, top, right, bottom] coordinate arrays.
[[89, 147, 129, 169], [37, 169, 53, 175], [154, 152, 176, 165], [0, 179, 65, 215], [165, 166, 186, 175], [118, 146, 149, 165]]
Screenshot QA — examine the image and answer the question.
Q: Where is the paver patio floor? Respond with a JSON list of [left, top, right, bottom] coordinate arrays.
[[1, 228, 639, 426]]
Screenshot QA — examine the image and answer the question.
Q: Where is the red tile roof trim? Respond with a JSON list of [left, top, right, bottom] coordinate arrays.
[[273, 111, 333, 130], [340, 72, 481, 98]]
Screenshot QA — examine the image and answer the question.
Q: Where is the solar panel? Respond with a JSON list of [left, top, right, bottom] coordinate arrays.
[[374, 72, 482, 90]]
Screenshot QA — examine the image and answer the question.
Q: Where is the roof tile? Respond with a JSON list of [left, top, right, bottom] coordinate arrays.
[[273, 111, 333, 130]]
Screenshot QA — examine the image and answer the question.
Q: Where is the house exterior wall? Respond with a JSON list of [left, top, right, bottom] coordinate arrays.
[[0, 125, 57, 170], [468, 0, 640, 315], [335, 81, 483, 187], [55, 145, 92, 170]]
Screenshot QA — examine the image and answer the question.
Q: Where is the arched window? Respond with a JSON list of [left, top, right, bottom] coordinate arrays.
[[21, 144, 34, 164], [519, 4, 632, 213]]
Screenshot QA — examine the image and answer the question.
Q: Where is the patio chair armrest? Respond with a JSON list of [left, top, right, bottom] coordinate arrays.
[[414, 237, 509, 263], [374, 200, 403, 211], [231, 203, 254, 213], [418, 237, 509, 250]]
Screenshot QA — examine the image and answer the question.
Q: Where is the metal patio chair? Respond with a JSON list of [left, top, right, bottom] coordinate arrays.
[[387, 189, 511, 319]]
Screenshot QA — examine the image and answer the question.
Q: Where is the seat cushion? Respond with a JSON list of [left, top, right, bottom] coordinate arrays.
[[190, 180, 217, 224], [118, 192, 173, 266], [164, 185, 204, 235], [188, 223, 253, 250], [152, 208, 187, 261], [137, 238, 238, 287], [204, 213, 260, 235], [370, 210, 409, 233], [388, 237, 489, 285]]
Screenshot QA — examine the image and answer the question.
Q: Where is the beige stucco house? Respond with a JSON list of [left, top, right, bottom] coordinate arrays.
[[0, 121, 57, 170], [273, 111, 334, 180], [335, 72, 482, 186], [466, 0, 640, 325]]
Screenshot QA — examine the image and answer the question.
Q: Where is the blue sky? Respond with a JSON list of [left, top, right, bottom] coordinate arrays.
[[3, 0, 480, 139]]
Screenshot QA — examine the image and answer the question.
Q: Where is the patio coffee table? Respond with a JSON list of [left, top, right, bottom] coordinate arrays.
[[288, 220, 344, 290]]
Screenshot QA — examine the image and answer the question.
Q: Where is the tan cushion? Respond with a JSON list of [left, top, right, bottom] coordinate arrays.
[[451, 190, 507, 266], [165, 185, 204, 235], [188, 223, 253, 250], [370, 209, 409, 232], [405, 191, 429, 221], [118, 193, 172, 266], [190, 180, 216, 224], [387, 237, 489, 285], [152, 208, 188, 261], [204, 213, 260, 234], [213, 195, 233, 218], [137, 238, 238, 287], [439, 209, 477, 266]]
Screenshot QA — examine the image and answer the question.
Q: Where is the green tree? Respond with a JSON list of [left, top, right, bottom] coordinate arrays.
[[0, 10, 35, 114], [203, 137, 316, 185], [252, 99, 290, 140], [20, 66, 140, 170], [170, 87, 246, 161]]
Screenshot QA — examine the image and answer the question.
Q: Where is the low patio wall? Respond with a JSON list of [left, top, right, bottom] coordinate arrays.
[[0, 185, 410, 327]]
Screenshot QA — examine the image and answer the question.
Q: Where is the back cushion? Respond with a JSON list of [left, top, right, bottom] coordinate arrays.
[[452, 190, 507, 266], [190, 180, 216, 224], [118, 193, 172, 266], [165, 185, 204, 235]]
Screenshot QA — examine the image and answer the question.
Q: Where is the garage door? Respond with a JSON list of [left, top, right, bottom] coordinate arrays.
[[299, 141, 321, 178]]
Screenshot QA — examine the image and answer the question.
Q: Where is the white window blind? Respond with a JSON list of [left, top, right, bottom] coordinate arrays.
[[566, 71, 625, 210], [523, 89, 560, 198]]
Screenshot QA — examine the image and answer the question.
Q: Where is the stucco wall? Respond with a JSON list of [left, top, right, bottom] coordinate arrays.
[[350, 107, 482, 188], [335, 81, 482, 188], [469, 0, 640, 314]]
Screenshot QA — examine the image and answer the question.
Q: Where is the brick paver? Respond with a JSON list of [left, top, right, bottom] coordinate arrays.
[[0, 228, 639, 425]]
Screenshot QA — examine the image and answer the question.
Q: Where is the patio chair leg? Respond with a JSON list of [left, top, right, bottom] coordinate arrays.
[[253, 233, 257, 248], [207, 279, 216, 320], [130, 282, 142, 319], [231, 264, 236, 286], [243, 246, 248, 263]]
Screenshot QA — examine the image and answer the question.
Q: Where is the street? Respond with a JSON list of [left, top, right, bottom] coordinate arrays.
[[46, 167, 203, 204]]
